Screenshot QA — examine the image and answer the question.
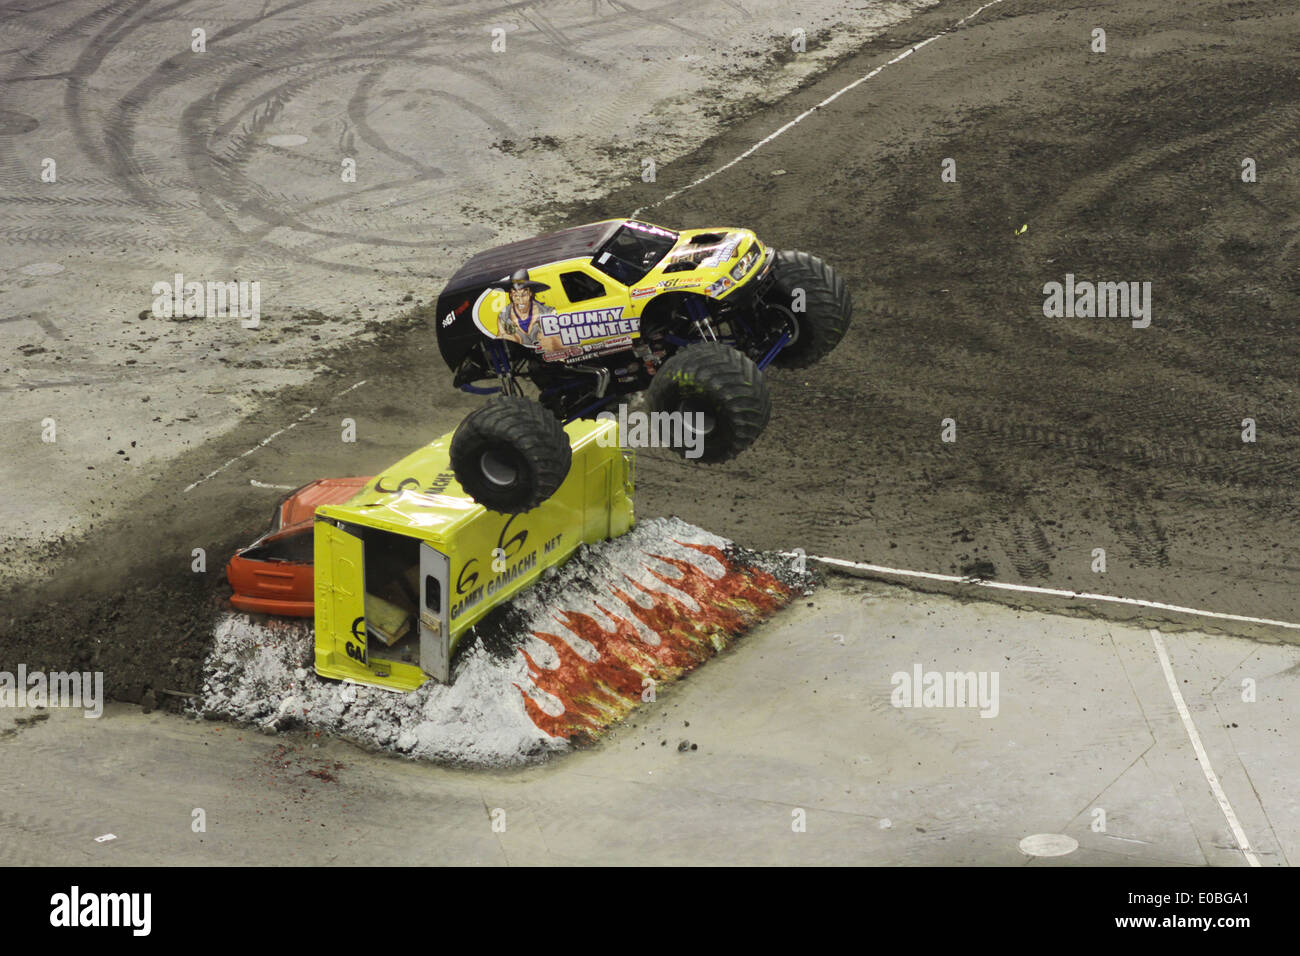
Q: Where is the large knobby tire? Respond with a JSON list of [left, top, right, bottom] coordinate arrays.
[[763, 249, 852, 368], [449, 396, 571, 513], [645, 342, 771, 463]]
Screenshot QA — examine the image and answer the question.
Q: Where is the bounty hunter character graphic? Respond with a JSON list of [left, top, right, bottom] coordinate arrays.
[[497, 268, 563, 352]]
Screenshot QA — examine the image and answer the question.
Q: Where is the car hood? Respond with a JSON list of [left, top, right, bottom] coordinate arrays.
[[659, 228, 754, 271]]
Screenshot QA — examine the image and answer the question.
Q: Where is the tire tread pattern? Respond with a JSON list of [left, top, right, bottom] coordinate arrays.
[[647, 342, 771, 462], [769, 249, 852, 369], [450, 396, 571, 513]]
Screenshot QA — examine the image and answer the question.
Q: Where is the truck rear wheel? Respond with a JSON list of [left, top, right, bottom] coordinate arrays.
[[646, 342, 771, 463], [449, 396, 571, 513], [762, 249, 852, 368]]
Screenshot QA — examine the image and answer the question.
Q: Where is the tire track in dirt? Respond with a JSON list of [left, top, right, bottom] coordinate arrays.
[[65, 0, 743, 280], [0, 224, 152, 245], [55, 0, 445, 276], [73, 0, 704, 279], [959, 413, 1300, 490]]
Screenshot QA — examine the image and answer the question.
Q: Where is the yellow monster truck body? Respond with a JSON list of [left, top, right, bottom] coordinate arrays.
[[433, 218, 852, 513]]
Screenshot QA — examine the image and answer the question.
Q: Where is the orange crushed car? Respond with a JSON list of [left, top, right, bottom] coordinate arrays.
[[225, 477, 371, 617]]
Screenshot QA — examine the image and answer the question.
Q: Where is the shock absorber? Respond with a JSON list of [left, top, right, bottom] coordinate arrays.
[[683, 297, 717, 342], [481, 341, 521, 396]]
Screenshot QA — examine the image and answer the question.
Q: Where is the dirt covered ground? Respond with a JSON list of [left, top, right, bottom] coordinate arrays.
[[4, 0, 1299, 702], [602, 0, 1300, 626]]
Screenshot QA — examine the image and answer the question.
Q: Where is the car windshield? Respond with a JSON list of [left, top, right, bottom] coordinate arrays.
[[591, 222, 677, 285]]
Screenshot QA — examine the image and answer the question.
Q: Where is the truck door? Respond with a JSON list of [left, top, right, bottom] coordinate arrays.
[[556, 265, 635, 335], [315, 520, 368, 670], [419, 543, 451, 683]]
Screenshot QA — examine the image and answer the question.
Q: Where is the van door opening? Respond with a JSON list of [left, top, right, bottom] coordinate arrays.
[[358, 527, 421, 667]]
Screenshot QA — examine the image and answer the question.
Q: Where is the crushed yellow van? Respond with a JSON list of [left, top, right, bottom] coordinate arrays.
[[313, 418, 634, 691]]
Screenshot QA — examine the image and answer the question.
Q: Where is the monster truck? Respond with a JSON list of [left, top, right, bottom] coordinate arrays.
[[435, 218, 852, 512]]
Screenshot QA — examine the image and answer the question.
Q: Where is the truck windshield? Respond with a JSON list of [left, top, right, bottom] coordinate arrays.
[[591, 222, 677, 285]]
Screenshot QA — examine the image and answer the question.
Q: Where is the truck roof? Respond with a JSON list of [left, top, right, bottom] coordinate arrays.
[[440, 219, 625, 295], [318, 434, 486, 541], [317, 420, 610, 543]]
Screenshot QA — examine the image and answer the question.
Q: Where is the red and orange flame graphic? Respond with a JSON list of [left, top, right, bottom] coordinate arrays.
[[516, 542, 793, 741]]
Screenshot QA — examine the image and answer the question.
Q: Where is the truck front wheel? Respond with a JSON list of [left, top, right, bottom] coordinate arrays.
[[449, 396, 572, 513], [761, 249, 852, 368]]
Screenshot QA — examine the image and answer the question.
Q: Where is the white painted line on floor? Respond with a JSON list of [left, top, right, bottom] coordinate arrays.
[[1149, 628, 1262, 867], [632, 0, 1008, 216], [249, 479, 296, 490], [182, 379, 367, 493], [805, 553, 1300, 632]]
